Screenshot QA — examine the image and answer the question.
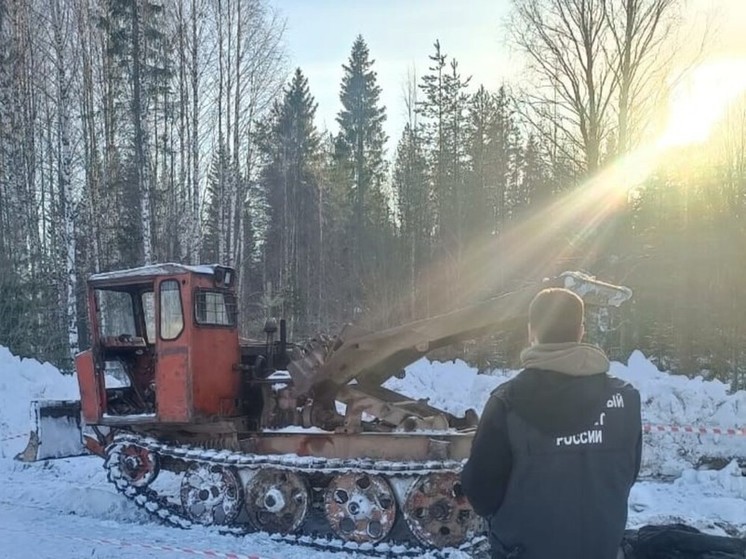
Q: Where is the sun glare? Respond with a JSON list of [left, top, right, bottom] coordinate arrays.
[[658, 59, 746, 148]]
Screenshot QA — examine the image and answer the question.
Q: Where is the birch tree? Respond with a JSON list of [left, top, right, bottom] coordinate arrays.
[[47, 0, 80, 356]]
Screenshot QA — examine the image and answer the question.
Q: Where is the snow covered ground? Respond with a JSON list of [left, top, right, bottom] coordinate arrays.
[[0, 346, 744, 558]]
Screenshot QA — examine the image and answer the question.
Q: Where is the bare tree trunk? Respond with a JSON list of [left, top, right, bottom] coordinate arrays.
[[130, 0, 153, 263], [190, 0, 201, 263], [605, 0, 679, 154], [78, 0, 101, 271], [511, 0, 615, 174], [50, 0, 78, 356], [216, 0, 226, 263], [177, 0, 188, 261], [232, 0, 243, 269]]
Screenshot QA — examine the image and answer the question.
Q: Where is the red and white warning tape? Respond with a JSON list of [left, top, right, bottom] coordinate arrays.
[[643, 423, 746, 436]]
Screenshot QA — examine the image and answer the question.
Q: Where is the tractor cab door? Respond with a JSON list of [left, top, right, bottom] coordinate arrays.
[[153, 277, 192, 422]]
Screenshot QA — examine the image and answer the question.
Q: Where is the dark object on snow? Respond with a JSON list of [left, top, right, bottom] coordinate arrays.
[[622, 524, 746, 559]]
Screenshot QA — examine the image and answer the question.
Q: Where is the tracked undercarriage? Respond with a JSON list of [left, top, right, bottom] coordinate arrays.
[[105, 432, 486, 555]]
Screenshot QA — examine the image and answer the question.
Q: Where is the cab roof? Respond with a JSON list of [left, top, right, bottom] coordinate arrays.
[[88, 263, 227, 286]]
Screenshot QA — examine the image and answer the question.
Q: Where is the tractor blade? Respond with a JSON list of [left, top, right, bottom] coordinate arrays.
[[15, 400, 87, 461]]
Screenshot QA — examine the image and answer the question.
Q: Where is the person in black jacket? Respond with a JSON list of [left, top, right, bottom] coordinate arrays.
[[461, 288, 642, 559]]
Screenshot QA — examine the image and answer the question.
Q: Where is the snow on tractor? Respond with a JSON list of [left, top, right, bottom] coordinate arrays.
[[18, 263, 631, 554]]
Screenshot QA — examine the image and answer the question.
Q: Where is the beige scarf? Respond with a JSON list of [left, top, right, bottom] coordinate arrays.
[[519, 342, 610, 376]]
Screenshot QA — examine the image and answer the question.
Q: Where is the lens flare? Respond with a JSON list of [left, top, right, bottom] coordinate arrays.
[[658, 58, 746, 148]]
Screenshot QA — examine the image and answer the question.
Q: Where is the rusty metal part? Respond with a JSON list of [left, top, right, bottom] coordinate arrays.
[[245, 469, 309, 533], [179, 463, 243, 525], [403, 472, 479, 548], [242, 431, 473, 462], [336, 384, 465, 433], [287, 336, 336, 396], [287, 273, 633, 398], [324, 473, 397, 544], [117, 443, 159, 487]]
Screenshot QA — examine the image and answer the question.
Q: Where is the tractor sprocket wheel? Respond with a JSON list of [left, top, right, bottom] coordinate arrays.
[[179, 463, 242, 525], [324, 472, 396, 544], [245, 469, 309, 534], [118, 443, 159, 488], [403, 472, 478, 548]]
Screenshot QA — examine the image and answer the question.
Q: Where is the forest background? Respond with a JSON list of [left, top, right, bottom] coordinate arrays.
[[1, 0, 745, 391]]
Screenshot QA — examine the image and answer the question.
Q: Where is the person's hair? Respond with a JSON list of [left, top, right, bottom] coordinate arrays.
[[528, 288, 584, 344]]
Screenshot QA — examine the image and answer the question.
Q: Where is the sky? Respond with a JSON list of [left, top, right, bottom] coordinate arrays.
[[274, 0, 514, 152], [273, 0, 746, 155]]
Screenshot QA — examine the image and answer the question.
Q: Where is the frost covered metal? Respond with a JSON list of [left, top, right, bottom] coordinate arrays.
[[559, 271, 633, 307], [89, 263, 223, 283]]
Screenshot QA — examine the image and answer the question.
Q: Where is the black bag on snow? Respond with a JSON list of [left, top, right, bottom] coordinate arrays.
[[621, 524, 746, 559]]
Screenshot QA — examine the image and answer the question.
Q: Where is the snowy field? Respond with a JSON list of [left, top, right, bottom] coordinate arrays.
[[1, 346, 745, 558]]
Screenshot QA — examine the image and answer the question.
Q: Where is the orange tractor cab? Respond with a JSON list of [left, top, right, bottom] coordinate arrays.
[[73, 264, 289, 453]]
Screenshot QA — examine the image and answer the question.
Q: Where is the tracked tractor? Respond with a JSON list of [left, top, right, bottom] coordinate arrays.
[[19, 263, 631, 553]]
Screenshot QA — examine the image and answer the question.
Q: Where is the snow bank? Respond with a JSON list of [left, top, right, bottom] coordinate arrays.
[[383, 358, 514, 417], [613, 351, 746, 476], [0, 346, 148, 526], [0, 347, 80, 458], [385, 350, 746, 477]]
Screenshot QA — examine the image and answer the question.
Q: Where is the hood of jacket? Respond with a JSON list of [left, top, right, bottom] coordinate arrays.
[[519, 342, 610, 376], [506, 343, 613, 437]]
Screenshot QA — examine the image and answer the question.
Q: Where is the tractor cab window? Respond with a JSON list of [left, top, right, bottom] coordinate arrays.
[[195, 289, 237, 326], [96, 289, 136, 337], [160, 280, 184, 340], [142, 291, 155, 343]]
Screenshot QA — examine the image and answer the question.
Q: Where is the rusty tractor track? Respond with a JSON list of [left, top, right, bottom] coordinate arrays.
[[104, 433, 487, 558]]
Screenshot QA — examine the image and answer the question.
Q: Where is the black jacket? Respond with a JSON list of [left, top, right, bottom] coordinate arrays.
[[461, 368, 642, 559]]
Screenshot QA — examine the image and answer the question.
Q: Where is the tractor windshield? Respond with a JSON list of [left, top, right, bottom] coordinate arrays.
[[95, 288, 156, 343], [96, 289, 137, 337]]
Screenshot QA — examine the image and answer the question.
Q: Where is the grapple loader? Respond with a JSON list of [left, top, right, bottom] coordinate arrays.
[[19, 264, 631, 554]]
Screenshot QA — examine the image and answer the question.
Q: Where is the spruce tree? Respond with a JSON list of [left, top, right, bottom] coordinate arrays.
[[466, 85, 497, 236], [336, 36, 387, 220], [259, 68, 321, 334], [98, 0, 172, 266], [334, 35, 388, 308], [417, 42, 471, 309], [393, 123, 430, 318]]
